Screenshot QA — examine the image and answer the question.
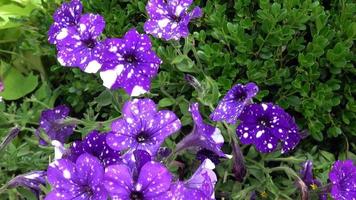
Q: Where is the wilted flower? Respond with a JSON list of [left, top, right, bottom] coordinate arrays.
[[7, 171, 46, 199], [175, 103, 229, 158], [106, 98, 181, 158], [35, 105, 75, 146], [0, 127, 20, 153], [185, 74, 202, 92], [99, 29, 161, 96], [64, 130, 122, 167], [45, 153, 107, 200], [48, 0, 82, 45], [54, 13, 106, 73], [104, 161, 172, 199], [165, 159, 217, 199], [144, 0, 202, 40], [300, 161, 322, 189], [210, 83, 259, 124], [231, 140, 246, 182], [236, 103, 301, 153], [329, 160, 356, 200], [297, 160, 327, 200]]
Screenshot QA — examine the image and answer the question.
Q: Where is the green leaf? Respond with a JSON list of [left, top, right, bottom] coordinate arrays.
[[0, 64, 38, 100], [158, 97, 175, 108]]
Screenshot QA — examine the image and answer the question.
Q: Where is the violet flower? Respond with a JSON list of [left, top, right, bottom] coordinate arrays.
[[210, 83, 259, 124], [165, 159, 217, 199], [104, 161, 172, 199], [45, 153, 107, 200], [48, 0, 82, 45], [106, 98, 181, 158], [35, 105, 75, 146], [54, 13, 106, 73], [7, 171, 46, 199], [236, 103, 301, 153], [175, 103, 229, 158], [64, 130, 122, 167], [329, 160, 356, 200], [99, 29, 162, 96], [144, 0, 203, 40]]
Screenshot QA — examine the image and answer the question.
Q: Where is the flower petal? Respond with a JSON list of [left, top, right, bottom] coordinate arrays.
[[137, 161, 172, 197], [104, 164, 133, 197]]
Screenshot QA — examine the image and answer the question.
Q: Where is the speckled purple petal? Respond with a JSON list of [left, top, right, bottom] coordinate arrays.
[[189, 7, 203, 19], [137, 161, 172, 197], [236, 103, 301, 153], [81, 131, 122, 167], [53, 0, 82, 26], [185, 159, 217, 198], [210, 83, 259, 124], [44, 189, 76, 200], [104, 164, 133, 197], [148, 110, 182, 142], [329, 160, 356, 200], [77, 13, 105, 40], [106, 121, 135, 151], [47, 159, 76, 189], [164, 182, 208, 200], [75, 153, 104, 186], [48, 0, 82, 44], [37, 105, 75, 145], [176, 103, 227, 158], [133, 150, 152, 173]]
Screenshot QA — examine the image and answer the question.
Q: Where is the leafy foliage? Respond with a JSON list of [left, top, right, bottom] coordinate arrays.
[[0, 0, 355, 199]]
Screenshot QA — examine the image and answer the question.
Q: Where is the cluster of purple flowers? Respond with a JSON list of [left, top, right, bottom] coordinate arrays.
[[37, 98, 220, 199], [48, 0, 202, 96], [5, 0, 351, 200], [210, 82, 301, 153]]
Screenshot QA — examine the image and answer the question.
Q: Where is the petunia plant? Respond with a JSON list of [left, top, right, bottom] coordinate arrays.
[[0, 0, 355, 200]]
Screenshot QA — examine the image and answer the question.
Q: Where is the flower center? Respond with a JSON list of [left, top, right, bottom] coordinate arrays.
[[136, 132, 150, 143], [236, 91, 247, 102], [82, 185, 93, 196], [124, 54, 137, 63], [130, 191, 144, 200], [170, 15, 181, 22], [83, 39, 96, 49], [258, 116, 271, 127]]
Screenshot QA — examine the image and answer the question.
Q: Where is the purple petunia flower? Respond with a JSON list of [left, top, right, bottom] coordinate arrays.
[[144, 0, 202, 40], [55, 13, 106, 73], [45, 153, 107, 200], [175, 103, 229, 158], [236, 103, 301, 153], [64, 130, 122, 167], [210, 83, 259, 124], [299, 160, 327, 200], [35, 105, 75, 146], [48, 0, 82, 45], [7, 171, 46, 199], [165, 159, 217, 199], [99, 29, 162, 96], [106, 98, 181, 158], [329, 160, 356, 200], [104, 161, 172, 199]]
